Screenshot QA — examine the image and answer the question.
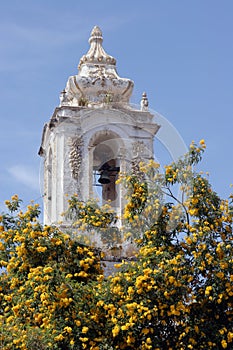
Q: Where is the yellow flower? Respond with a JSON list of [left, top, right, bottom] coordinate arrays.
[[219, 328, 226, 335], [127, 286, 134, 295], [205, 286, 212, 296], [64, 326, 72, 333], [221, 339, 227, 349], [36, 246, 47, 253], [75, 319, 81, 327], [55, 239, 63, 245], [186, 237, 193, 245], [228, 332, 233, 342], [43, 267, 53, 274], [199, 139, 206, 148], [142, 328, 150, 335], [55, 334, 64, 342], [79, 337, 88, 342], [112, 325, 120, 337], [168, 276, 175, 284], [11, 194, 19, 201], [189, 208, 198, 216], [121, 325, 127, 331], [77, 271, 88, 278], [6, 315, 14, 323], [82, 326, 89, 334], [216, 271, 224, 279]]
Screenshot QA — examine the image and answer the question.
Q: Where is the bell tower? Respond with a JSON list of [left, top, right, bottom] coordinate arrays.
[[39, 26, 160, 234]]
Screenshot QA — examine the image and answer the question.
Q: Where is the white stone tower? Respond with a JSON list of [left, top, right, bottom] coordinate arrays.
[[39, 26, 160, 239]]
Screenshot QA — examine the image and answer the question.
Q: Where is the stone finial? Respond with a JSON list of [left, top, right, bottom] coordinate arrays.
[[140, 92, 149, 111], [78, 25, 116, 69], [64, 26, 134, 106], [59, 89, 67, 106], [89, 26, 103, 44]]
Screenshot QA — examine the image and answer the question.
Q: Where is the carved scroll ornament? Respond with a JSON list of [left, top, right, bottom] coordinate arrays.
[[69, 136, 83, 179]]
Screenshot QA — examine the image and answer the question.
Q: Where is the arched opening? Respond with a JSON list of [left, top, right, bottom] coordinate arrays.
[[98, 158, 119, 203], [90, 131, 122, 208]]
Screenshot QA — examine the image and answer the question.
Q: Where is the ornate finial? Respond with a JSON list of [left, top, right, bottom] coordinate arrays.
[[64, 26, 134, 106], [89, 26, 103, 44], [59, 89, 67, 106], [78, 25, 116, 69], [140, 92, 149, 111]]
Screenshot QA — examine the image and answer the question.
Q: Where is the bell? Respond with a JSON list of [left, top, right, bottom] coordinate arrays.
[[98, 170, 111, 184]]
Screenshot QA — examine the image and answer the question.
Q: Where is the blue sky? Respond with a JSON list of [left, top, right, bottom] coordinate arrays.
[[0, 0, 232, 213]]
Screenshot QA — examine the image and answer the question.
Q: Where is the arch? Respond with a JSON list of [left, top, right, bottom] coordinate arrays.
[[88, 130, 124, 207], [79, 108, 142, 147]]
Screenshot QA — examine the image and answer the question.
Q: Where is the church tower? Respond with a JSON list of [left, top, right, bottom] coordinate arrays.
[[39, 26, 160, 246]]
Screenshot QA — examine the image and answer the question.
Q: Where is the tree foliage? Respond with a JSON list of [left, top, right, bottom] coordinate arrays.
[[1, 140, 233, 349]]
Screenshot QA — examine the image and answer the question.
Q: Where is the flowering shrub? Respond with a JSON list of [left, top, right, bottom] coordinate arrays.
[[1, 140, 233, 349], [0, 197, 103, 349], [66, 196, 121, 248], [95, 140, 233, 349]]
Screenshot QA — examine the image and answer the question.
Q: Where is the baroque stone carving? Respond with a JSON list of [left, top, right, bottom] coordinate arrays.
[[69, 136, 83, 179], [63, 26, 134, 106], [132, 140, 145, 158], [131, 141, 147, 180]]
